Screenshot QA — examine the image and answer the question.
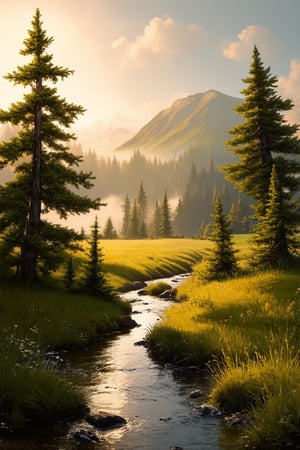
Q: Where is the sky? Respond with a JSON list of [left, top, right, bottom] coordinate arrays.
[[0, 0, 300, 138]]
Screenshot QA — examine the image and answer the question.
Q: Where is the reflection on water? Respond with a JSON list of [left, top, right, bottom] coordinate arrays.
[[4, 274, 240, 449]]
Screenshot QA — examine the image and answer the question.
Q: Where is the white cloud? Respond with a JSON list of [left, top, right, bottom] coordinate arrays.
[[278, 59, 300, 126], [223, 25, 278, 61], [111, 16, 203, 68]]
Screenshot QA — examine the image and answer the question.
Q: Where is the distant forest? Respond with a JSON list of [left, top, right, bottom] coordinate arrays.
[[0, 125, 253, 238], [77, 145, 253, 237]]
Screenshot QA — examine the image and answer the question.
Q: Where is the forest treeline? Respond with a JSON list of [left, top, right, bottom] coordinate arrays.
[[75, 147, 253, 238], [0, 126, 253, 238]]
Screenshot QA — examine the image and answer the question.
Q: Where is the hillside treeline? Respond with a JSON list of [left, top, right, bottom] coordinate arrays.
[[79, 147, 252, 237], [0, 126, 252, 238]]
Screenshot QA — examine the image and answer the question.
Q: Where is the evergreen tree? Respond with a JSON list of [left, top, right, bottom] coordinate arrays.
[[0, 9, 101, 284], [204, 196, 238, 281], [120, 194, 131, 238], [63, 255, 75, 291], [150, 200, 161, 238], [222, 45, 300, 221], [81, 217, 111, 297], [103, 216, 118, 239], [128, 200, 139, 238], [250, 165, 297, 268], [137, 182, 148, 237], [160, 191, 173, 238]]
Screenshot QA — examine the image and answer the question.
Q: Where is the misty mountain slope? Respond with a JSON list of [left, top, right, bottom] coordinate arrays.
[[115, 90, 242, 161]]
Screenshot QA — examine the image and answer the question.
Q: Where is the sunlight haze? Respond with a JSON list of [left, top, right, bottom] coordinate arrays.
[[0, 0, 299, 148]]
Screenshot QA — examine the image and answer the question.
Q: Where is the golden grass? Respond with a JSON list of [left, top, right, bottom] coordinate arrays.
[[74, 238, 214, 290]]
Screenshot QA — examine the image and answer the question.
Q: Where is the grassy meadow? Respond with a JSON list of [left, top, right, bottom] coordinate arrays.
[[60, 237, 212, 290], [146, 236, 300, 449], [0, 238, 208, 434]]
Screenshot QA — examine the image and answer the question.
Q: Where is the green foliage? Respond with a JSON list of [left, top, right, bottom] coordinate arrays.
[[0, 9, 101, 284], [250, 165, 298, 268], [63, 255, 75, 291], [222, 45, 300, 220], [80, 217, 111, 297], [160, 190, 173, 238], [202, 196, 238, 280], [102, 216, 118, 239]]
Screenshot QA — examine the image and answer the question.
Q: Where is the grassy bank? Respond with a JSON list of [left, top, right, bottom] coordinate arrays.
[[146, 251, 300, 448], [0, 282, 130, 434], [0, 238, 207, 434]]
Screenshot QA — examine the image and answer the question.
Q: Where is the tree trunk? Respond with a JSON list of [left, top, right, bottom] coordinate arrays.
[[20, 75, 42, 285]]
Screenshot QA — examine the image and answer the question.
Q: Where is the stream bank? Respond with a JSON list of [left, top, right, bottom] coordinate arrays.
[[1, 274, 239, 449]]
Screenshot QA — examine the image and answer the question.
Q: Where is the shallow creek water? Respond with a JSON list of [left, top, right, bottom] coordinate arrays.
[[6, 275, 239, 450]]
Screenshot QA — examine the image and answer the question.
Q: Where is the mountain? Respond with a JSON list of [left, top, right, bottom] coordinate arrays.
[[114, 90, 242, 163]]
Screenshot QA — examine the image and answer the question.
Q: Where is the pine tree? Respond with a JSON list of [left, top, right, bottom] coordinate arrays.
[[120, 194, 131, 239], [81, 217, 111, 297], [160, 191, 173, 238], [0, 9, 101, 284], [150, 200, 161, 238], [128, 200, 139, 238], [137, 182, 148, 237], [63, 255, 75, 292], [250, 165, 297, 268], [204, 196, 238, 281], [103, 216, 118, 239], [222, 45, 300, 221]]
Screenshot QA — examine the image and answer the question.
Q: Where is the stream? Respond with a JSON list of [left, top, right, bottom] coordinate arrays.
[[7, 274, 238, 450]]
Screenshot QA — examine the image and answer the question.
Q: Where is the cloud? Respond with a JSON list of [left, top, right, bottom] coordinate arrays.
[[278, 59, 300, 126], [111, 16, 203, 68], [223, 25, 278, 61]]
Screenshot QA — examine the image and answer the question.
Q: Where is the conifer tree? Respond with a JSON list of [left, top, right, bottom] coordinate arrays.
[[63, 255, 75, 291], [222, 45, 300, 221], [204, 196, 238, 281], [160, 191, 173, 238], [103, 216, 118, 239], [137, 182, 148, 237], [150, 200, 161, 238], [0, 9, 101, 284], [120, 194, 131, 239], [250, 165, 297, 268], [81, 217, 111, 297], [128, 200, 139, 238]]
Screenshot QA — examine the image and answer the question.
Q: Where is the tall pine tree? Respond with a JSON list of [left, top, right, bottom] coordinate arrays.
[[0, 9, 101, 284], [222, 46, 300, 222]]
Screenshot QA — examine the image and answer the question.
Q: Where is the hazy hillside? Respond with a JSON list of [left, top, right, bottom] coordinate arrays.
[[115, 90, 242, 161]]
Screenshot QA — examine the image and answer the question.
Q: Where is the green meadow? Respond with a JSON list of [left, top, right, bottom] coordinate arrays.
[[146, 236, 300, 449], [0, 238, 207, 434], [2, 234, 300, 448], [71, 238, 211, 290]]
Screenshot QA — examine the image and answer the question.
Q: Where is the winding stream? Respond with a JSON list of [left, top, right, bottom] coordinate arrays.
[[8, 275, 238, 449]]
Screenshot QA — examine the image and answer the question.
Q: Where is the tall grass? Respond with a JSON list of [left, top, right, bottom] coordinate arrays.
[[0, 282, 130, 433], [146, 261, 300, 448]]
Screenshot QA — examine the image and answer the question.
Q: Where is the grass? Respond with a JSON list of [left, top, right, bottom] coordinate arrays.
[[74, 238, 211, 290], [143, 281, 171, 296], [0, 237, 208, 434], [0, 281, 130, 433], [145, 240, 300, 449]]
